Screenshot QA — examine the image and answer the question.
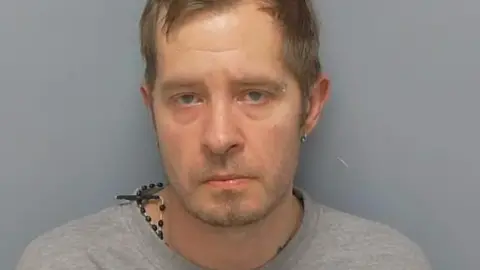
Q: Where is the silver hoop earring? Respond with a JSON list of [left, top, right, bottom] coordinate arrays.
[[301, 134, 307, 143]]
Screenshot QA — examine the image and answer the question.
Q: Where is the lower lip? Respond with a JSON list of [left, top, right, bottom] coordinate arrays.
[[206, 178, 251, 188]]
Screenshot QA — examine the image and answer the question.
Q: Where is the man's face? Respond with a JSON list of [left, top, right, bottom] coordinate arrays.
[[143, 3, 326, 227]]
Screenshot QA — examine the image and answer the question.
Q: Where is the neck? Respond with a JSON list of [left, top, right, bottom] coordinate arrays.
[[160, 187, 302, 270]]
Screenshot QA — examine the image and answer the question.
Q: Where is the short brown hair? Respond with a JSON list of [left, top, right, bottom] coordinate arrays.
[[139, 0, 321, 97]]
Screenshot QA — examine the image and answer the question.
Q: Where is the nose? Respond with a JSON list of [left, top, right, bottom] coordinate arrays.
[[201, 100, 243, 156]]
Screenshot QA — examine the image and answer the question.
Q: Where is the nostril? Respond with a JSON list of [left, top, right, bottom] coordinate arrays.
[[202, 134, 243, 156]]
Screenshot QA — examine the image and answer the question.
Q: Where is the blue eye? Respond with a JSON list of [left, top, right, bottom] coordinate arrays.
[[242, 90, 270, 104], [246, 91, 264, 102], [179, 94, 194, 104], [175, 94, 201, 105]]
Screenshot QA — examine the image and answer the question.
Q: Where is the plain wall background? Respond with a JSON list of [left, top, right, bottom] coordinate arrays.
[[1, 1, 478, 269]]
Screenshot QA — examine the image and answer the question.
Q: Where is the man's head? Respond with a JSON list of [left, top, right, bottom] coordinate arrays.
[[139, 0, 329, 227]]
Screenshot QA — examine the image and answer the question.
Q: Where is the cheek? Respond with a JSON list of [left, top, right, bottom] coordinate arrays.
[[154, 110, 195, 182], [158, 127, 189, 161], [267, 119, 301, 185], [246, 108, 301, 170], [158, 128, 198, 191], [259, 100, 301, 142], [154, 104, 187, 149]]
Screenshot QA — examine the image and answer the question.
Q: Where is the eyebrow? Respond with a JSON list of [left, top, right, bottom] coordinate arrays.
[[230, 77, 286, 92], [159, 79, 204, 93], [159, 75, 286, 93]]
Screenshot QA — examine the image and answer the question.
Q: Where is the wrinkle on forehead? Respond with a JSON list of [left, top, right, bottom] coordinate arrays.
[[184, 47, 239, 53], [155, 2, 289, 86], [158, 2, 279, 54], [181, 12, 241, 52]]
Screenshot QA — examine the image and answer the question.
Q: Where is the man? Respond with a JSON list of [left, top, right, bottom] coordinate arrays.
[[17, 0, 431, 269]]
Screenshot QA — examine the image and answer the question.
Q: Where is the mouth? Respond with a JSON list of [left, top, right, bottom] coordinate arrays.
[[204, 174, 254, 188]]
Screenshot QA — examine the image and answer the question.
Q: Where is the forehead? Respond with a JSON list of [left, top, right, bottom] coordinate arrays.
[[156, 3, 286, 82]]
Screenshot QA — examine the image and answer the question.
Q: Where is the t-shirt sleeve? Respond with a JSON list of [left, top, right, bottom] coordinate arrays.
[[15, 234, 97, 270], [316, 209, 432, 270], [362, 226, 432, 270]]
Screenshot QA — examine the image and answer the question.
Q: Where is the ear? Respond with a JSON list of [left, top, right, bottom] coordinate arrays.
[[302, 73, 330, 135], [140, 81, 153, 108], [141, 82, 159, 134]]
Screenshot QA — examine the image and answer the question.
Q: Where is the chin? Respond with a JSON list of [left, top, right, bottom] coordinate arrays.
[[193, 204, 269, 227], [187, 187, 272, 227]]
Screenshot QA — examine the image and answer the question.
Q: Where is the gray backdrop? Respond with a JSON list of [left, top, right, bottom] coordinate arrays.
[[1, 1, 478, 269]]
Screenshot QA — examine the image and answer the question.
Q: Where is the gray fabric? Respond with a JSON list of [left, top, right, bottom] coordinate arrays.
[[16, 189, 431, 269]]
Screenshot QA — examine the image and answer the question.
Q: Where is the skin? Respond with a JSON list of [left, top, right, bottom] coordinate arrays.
[[141, 2, 330, 269]]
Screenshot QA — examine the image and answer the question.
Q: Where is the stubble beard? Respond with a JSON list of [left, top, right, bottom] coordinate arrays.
[[161, 153, 297, 228], [186, 183, 291, 228]]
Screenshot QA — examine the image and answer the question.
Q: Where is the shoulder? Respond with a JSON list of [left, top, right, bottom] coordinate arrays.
[[309, 205, 431, 269], [15, 204, 134, 270]]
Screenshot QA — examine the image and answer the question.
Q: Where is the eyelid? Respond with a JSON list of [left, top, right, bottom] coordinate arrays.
[[240, 88, 271, 94], [237, 89, 272, 104], [169, 92, 203, 105], [238, 89, 263, 98], [169, 91, 199, 100]]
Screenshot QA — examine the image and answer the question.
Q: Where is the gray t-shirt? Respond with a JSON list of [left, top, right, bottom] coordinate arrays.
[[16, 189, 431, 269]]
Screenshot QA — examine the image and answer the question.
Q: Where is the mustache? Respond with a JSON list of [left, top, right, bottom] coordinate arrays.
[[190, 159, 260, 183]]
